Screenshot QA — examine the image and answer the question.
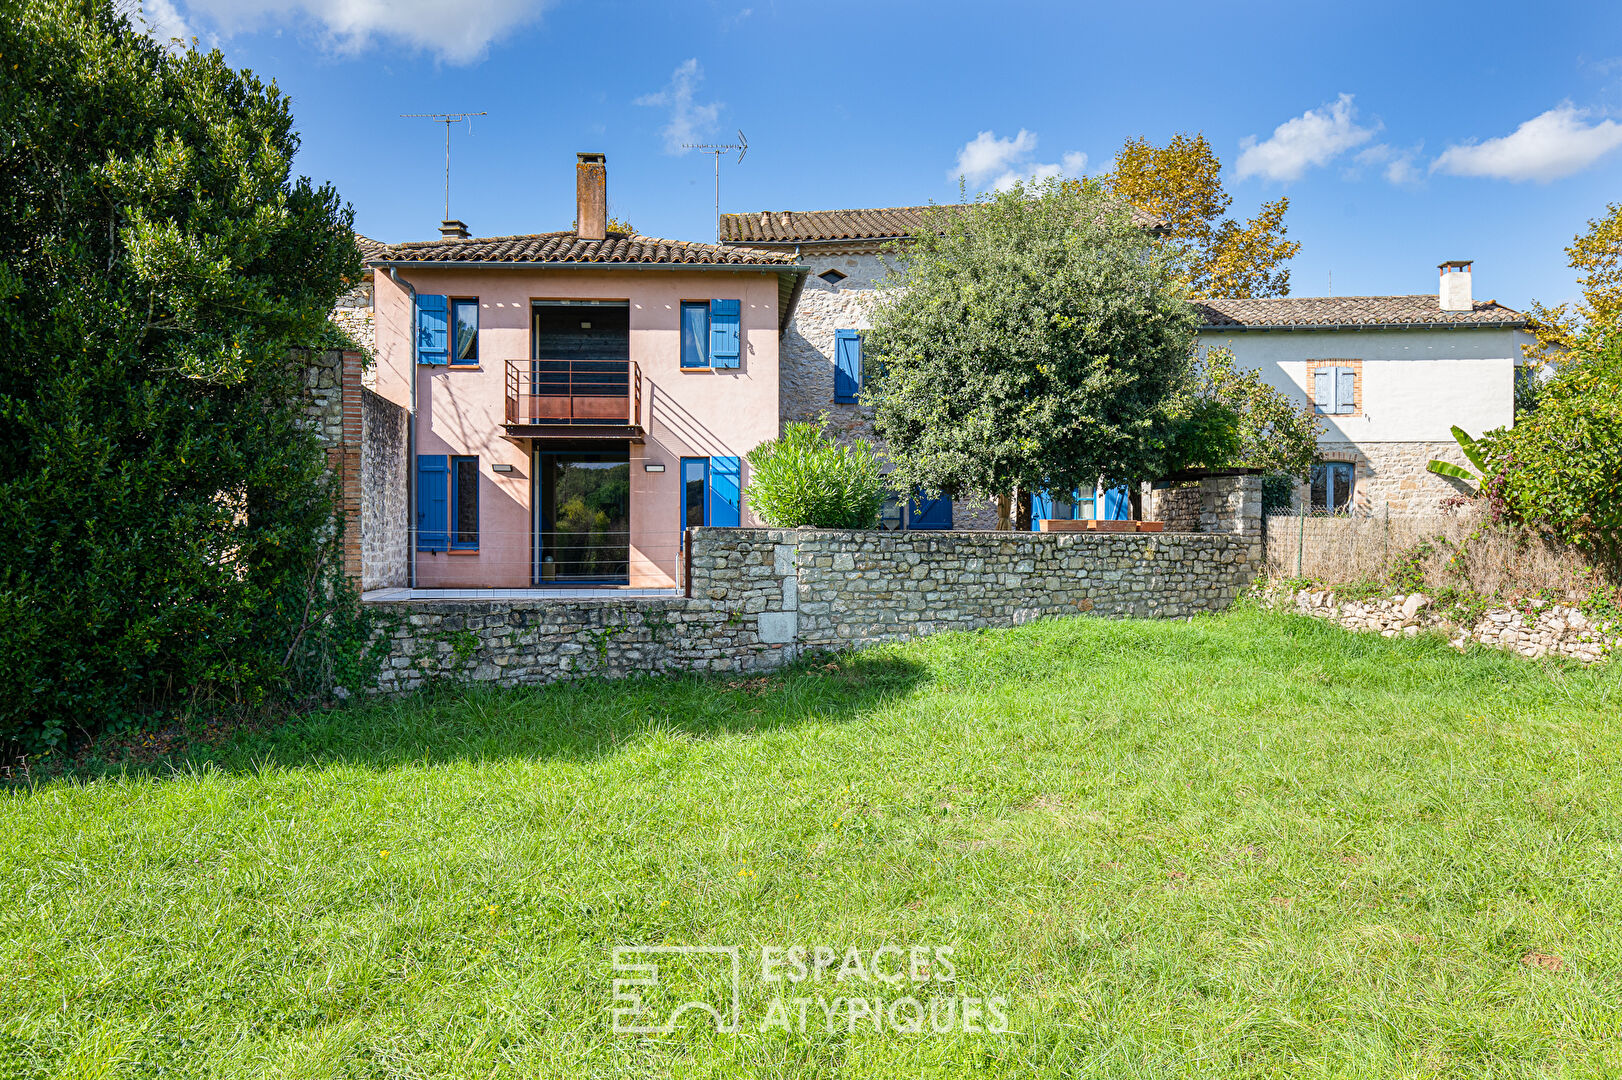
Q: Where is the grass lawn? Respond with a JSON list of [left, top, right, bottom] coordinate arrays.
[[4, 607, 1622, 1078]]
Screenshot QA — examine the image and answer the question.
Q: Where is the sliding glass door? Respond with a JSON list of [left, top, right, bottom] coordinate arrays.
[[534, 447, 630, 584]]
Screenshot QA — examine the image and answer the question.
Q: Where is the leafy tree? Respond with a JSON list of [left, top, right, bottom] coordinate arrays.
[[1168, 347, 1322, 479], [0, 2, 366, 749], [1107, 133, 1299, 298], [1523, 202, 1622, 364], [864, 178, 1197, 524], [1479, 329, 1622, 564], [743, 420, 885, 529]]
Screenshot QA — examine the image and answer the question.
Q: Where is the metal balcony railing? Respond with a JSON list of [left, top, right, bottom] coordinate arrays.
[[504, 359, 640, 427]]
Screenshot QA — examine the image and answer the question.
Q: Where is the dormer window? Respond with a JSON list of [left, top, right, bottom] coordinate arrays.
[[819, 268, 848, 285]]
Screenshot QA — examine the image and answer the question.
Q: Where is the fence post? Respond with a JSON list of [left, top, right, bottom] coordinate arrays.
[[1382, 501, 1390, 568], [1296, 504, 1305, 578]]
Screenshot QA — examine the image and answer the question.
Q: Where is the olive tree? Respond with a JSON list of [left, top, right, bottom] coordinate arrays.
[[862, 178, 1199, 524]]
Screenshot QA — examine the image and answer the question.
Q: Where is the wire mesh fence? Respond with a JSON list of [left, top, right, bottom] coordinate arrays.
[[1266, 503, 1609, 599]]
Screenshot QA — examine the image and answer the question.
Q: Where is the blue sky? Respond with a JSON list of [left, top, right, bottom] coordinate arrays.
[[139, 0, 1622, 307]]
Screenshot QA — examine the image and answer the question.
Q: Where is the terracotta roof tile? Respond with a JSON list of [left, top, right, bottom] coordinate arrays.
[[354, 233, 388, 261], [720, 202, 1164, 244], [1195, 295, 1526, 330], [372, 230, 796, 266]]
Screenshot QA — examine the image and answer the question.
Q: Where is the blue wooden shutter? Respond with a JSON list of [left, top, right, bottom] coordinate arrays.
[[1312, 368, 1331, 411], [833, 329, 862, 403], [1030, 490, 1053, 531], [708, 455, 741, 526], [681, 302, 710, 368], [416, 294, 448, 366], [908, 491, 952, 530], [709, 299, 740, 368], [1103, 485, 1130, 520], [416, 454, 449, 551], [1336, 367, 1356, 414]]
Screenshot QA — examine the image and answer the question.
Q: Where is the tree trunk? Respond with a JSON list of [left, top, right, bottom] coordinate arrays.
[[1015, 489, 1033, 531], [995, 494, 1013, 530], [1129, 485, 1143, 521]]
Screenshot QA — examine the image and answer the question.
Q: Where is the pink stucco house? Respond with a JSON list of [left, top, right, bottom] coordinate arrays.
[[367, 154, 807, 589]]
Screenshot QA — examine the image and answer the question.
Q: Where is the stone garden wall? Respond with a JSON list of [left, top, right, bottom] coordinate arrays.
[[361, 388, 409, 590], [365, 476, 1264, 692], [299, 348, 363, 584]]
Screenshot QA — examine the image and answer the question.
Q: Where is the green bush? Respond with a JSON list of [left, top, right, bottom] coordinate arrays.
[[1480, 330, 1622, 566], [743, 422, 886, 529], [0, 4, 370, 753]]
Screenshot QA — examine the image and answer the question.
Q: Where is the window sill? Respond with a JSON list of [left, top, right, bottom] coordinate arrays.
[[445, 364, 483, 372], [448, 547, 480, 555]]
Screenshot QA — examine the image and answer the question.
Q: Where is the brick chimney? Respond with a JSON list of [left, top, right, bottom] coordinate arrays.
[[1438, 260, 1473, 311], [439, 219, 469, 239], [576, 153, 607, 241]]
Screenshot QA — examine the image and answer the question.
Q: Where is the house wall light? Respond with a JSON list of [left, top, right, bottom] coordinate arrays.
[[644, 463, 666, 473], [491, 463, 515, 473]]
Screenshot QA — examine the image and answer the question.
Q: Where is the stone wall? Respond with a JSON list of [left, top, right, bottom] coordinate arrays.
[[365, 475, 1262, 691], [370, 532, 795, 693], [1269, 586, 1617, 664], [332, 276, 375, 375], [299, 348, 363, 583], [1286, 439, 1474, 516], [361, 388, 409, 590]]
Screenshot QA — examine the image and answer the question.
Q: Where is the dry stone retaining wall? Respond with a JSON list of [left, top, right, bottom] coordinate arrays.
[[1270, 586, 1617, 663]]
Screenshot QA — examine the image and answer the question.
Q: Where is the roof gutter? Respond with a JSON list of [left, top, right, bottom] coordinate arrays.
[[1198, 320, 1528, 333]]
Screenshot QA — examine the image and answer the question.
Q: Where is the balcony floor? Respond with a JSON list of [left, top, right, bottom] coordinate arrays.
[[363, 586, 678, 602]]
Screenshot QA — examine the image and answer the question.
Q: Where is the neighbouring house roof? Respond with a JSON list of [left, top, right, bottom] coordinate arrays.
[[1195, 295, 1527, 331], [719, 202, 1165, 246], [373, 230, 798, 267], [364, 230, 807, 329]]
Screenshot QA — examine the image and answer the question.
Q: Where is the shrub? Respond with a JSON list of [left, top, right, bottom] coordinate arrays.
[[743, 422, 885, 529], [0, 4, 367, 753], [1479, 329, 1622, 566]]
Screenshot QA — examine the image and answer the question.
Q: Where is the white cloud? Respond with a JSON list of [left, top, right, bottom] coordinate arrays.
[[1355, 143, 1422, 185], [953, 129, 1038, 183], [951, 131, 1087, 191], [158, 0, 553, 64], [1431, 104, 1622, 182], [1235, 94, 1379, 182], [635, 59, 722, 154]]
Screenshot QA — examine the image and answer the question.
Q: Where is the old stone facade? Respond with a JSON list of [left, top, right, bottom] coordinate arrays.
[[781, 248, 1000, 530], [364, 476, 1262, 692], [1298, 439, 1474, 517], [1269, 586, 1616, 664]]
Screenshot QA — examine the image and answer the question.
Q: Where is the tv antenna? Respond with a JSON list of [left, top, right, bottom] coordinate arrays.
[[682, 130, 747, 241], [401, 111, 488, 222]]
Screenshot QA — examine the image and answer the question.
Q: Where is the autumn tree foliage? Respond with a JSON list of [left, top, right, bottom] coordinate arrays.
[[1106, 133, 1299, 299], [1523, 202, 1622, 364]]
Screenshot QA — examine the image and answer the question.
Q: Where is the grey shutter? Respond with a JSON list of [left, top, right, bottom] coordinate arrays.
[[1313, 368, 1331, 410], [1336, 367, 1356, 413]]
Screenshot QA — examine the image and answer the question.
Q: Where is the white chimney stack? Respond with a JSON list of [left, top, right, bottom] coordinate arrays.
[[1438, 260, 1473, 311]]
